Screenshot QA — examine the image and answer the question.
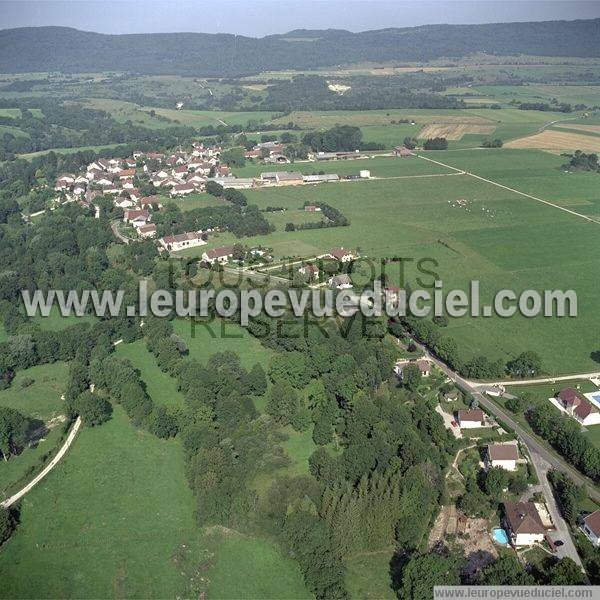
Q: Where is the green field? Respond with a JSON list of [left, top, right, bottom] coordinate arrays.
[[82, 98, 277, 130], [173, 317, 273, 369], [0, 407, 309, 598], [345, 551, 396, 599], [474, 84, 600, 108], [114, 340, 186, 408], [194, 148, 600, 374], [0, 108, 21, 118], [0, 362, 68, 422], [20, 143, 125, 160], [0, 425, 64, 501], [0, 362, 69, 499]]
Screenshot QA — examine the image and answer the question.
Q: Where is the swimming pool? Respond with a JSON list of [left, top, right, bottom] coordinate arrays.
[[492, 527, 509, 545]]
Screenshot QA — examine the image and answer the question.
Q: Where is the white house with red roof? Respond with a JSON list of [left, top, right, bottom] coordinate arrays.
[[554, 388, 600, 426], [202, 246, 234, 265], [327, 248, 356, 262], [123, 209, 150, 226]]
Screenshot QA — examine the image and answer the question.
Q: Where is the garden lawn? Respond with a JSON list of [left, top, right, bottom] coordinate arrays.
[[173, 317, 273, 369]]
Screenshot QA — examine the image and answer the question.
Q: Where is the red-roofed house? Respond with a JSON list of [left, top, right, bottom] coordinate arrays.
[[160, 231, 207, 252], [138, 224, 157, 239], [328, 248, 356, 262], [201, 246, 234, 265], [394, 147, 414, 157], [123, 209, 150, 226], [457, 409, 485, 429], [556, 388, 600, 426]]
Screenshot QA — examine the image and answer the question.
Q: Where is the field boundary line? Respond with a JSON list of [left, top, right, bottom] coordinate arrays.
[[1, 416, 82, 509], [416, 153, 600, 225]]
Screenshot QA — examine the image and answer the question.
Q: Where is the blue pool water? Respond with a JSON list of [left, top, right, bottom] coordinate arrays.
[[492, 528, 509, 545], [591, 393, 600, 406]]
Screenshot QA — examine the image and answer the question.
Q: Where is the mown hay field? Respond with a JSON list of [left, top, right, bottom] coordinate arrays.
[[504, 129, 600, 152], [418, 123, 496, 140]]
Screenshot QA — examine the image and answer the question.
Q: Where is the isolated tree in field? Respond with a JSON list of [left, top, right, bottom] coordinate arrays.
[[0, 406, 33, 460], [402, 363, 421, 391], [73, 391, 112, 427]]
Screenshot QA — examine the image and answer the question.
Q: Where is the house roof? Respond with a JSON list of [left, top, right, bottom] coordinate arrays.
[[275, 171, 303, 181], [488, 443, 518, 461], [124, 209, 149, 220], [557, 388, 597, 419], [584, 510, 600, 537], [204, 246, 233, 259], [329, 247, 353, 260], [557, 388, 584, 407], [416, 359, 430, 373], [163, 231, 203, 244], [458, 409, 484, 423], [504, 502, 545, 535], [139, 224, 156, 234]]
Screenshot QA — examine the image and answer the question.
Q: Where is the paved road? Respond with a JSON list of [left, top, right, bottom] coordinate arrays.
[[110, 220, 132, 245], [474, 373, 600, 387], [411, 340, 600, 504], [531, 458, 583, 567], [1, 417, 82, 508]]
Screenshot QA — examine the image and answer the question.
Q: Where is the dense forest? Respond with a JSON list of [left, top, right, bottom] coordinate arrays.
[[1, 20, 600, 76]]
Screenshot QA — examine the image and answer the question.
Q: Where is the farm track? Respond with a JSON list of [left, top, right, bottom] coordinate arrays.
[[1, 417, 82, 509], [416, 154, 600, 225]]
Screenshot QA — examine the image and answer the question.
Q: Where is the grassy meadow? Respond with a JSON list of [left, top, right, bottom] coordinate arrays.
[[0, 407, 310, 599], [176, 147, 600, 374]]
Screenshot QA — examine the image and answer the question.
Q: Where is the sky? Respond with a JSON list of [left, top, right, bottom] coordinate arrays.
[[1, 0, 599, 36]]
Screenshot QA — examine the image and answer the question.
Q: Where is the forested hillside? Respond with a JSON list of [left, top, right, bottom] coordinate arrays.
[[0, 19, 599, 76]]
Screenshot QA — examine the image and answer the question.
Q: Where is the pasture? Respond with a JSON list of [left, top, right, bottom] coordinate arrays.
[[193, 148, 600, 374], [0, 407, 309, 598], [0, 362, 68, 422], [115, 340, 186, 408]]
